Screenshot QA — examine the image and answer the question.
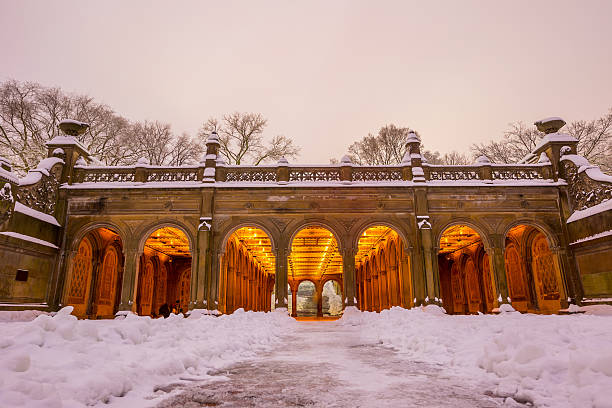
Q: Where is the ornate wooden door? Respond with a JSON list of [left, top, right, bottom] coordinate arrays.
[[67, 238, 93, 317]]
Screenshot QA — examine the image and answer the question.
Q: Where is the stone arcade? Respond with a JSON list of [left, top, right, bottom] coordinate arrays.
[[1, 118, 611, 317]]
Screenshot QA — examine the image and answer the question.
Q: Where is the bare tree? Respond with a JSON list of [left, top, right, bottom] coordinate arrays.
[[0, 79, 205, 172], [199, 112, 300, 164], [347, 124, 470, 165], [471, 109, 612, 172], [169, 132, 204, 166], [348, 124, 409, 165]]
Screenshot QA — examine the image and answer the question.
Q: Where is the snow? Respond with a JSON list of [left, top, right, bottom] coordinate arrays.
[[339, 306, 612, 408], [1, 306, 612, 407], [45, 136, 88, 152], [533, 132, 578, 152], [13, 202, 61, 227], [0, 307, 296, 408], [561, 155, 612, 183], [567, 199, 612, 223], [571, 230, 612, 245], [0, 231, 58, 249]]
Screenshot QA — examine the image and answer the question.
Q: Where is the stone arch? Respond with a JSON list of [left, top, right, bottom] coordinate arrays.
[[69, 221, 128, 254], [135, 221, 195, 316], [286, 219, 346, 254], [434, 218, 492, 251], [218, 220, 279, 255], [501, 218, 560, 250], [351, 220, 412, 253], [136, 220, 196, 255], [503, 220, 564, 313]]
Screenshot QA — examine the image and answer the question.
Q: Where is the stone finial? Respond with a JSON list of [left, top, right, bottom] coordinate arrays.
[[534, 117, 566, 134], [52, 148, 66, 159], [59, 119, 89, 136], [475, 155, 491, 164], [277, 157, 289, 165], [136, 157, 150, 166], [206, 131, 220, 145], [406, 130, 420, 143], [538, 152, 551, 164], [560, 146, 572, 157], [340, 155, 352, 164]]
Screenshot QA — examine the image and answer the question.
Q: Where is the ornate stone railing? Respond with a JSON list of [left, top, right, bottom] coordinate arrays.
[[69, 162, 555, 185], [561, 155, 612, 212]]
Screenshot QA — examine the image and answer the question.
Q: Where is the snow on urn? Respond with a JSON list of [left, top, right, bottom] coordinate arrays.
[[58, 119, 89, 137], [534, 117, 566, 134]]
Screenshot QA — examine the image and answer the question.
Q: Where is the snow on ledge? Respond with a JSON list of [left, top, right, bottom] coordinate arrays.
[[0, 231, 58, 249], [567, 199, 612, 223], [571, 230, 612, 245], [14, 202, 61, 227]]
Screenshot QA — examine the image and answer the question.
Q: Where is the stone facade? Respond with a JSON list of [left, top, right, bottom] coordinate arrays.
[[1, 122, 611, 316]]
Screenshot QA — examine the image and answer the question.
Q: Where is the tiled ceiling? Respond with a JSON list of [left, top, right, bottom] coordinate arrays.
[[145, 227, 191, 258], [439, 225, 482, 254], [289, 226, 342, 278], [231, 227, 276, 274], [355, 226, 397, 265]]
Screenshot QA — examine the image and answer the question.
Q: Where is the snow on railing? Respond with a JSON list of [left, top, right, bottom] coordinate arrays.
[[69, 162, 555, 185], [560, 154, 612, 213]]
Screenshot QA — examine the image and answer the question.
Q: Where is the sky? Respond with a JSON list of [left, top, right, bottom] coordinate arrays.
[[1, 0, 611, 163]]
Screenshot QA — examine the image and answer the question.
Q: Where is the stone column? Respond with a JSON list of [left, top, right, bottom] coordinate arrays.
[[487, 235, 510, 305], [316, 283, 323, 317], [342, 248, 357, 307], [118, 245, 139, 312], [275, 247, 288, 310], [291, 283, 298, 317], [400, 250, 413, 308]]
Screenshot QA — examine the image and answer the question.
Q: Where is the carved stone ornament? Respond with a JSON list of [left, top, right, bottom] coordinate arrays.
[[562, 160, 612, 211], [16, 163, 62, 215], [198, 217, 212, 231], [0, 182, 15, 225], [416, 216, 432, 230]]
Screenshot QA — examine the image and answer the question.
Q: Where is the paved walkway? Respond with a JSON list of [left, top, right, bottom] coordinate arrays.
[[156, 321, 505, 407]]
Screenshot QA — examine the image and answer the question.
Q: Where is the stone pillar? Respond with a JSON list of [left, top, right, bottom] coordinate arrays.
[[275, 247, 288, 310], [487, 235, 510, 305], [118, 245, 139, 312], [290, 286, 297, 317], [342, 248, 357, 307], [316, 283, 323, 317], [550, 246, 575, 308], [400, 249, 413, 308]]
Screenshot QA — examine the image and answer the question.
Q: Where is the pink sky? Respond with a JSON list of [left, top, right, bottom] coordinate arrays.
[[1, 0, 611, 163]]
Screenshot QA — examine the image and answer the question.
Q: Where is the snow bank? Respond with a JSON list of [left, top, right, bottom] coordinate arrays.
[[340, 307, 612, 408], [0, 307, 295, 408]]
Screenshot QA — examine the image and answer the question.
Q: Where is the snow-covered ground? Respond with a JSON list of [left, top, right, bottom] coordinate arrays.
[[1, 306, 611, 408]]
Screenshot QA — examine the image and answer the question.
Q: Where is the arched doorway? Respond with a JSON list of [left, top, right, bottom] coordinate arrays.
[[296, 280, 317, 317], [137, 226, 192, 316], [65, 227, 124, 319], [288, 226, 343, 318], [219, 227, 275, 314], [505, 225, 562, 313], [438, 225, 495, 314], [322, 280, 343, 316], [355, 225, 410, 312]]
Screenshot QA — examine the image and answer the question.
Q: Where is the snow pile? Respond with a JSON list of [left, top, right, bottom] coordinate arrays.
[[340, 306, 612, 408], [0, 310, 50, 322], [0, 307, 295, 408]]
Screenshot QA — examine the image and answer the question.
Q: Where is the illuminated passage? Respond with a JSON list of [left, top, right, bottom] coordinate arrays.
[[288, 226, 343, 317], [219, 227, 276, 314]]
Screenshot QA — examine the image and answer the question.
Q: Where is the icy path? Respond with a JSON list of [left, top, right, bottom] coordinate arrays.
[[156, 321, 503, 407]]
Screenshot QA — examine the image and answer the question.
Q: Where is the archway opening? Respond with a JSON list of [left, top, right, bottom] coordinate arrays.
[[137, 226, 192, 317], [66, 227, 124, 319], [322, 280, 343, 316], [355, 225, 410, 312], [296, 280, 317, 317], [505, 225, 562, 313], [438, 225, 494, 314], [219, 227, 275, 314], [288, 226, 343, 318]]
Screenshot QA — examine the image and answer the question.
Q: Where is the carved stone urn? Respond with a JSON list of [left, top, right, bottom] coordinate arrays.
[[59, 119, 89, 136]]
